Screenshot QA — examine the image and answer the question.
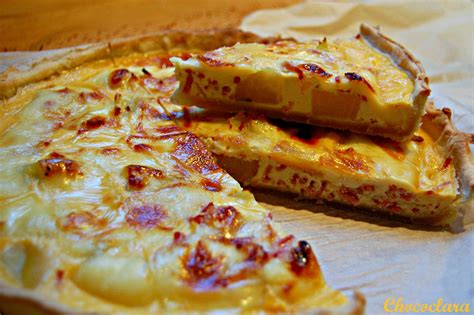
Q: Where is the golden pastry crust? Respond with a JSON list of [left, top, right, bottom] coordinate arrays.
[[421, 103, 474, 228], [359, 23, 431, 141], [0, 30, 364, 315]]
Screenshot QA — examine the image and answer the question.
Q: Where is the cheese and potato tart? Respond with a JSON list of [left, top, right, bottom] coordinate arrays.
[[171, 24, 430, 141], [0, 32, 365, 314]]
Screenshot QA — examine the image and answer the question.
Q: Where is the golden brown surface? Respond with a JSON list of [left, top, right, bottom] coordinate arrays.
[[0, 0, 296, 51]]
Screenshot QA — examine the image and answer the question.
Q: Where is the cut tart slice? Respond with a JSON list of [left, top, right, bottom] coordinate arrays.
[[0, 31, 364, 314], [171, 24, 430, 141], [179, 103, 473, 227]]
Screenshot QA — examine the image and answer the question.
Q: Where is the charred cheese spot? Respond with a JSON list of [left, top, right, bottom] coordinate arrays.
[[282, 62, 304, 80], [344, 72, 374, 92], [282, 62, 331, 79], [197, 53, 235, 67], [133, 143, 153, 154], [300, 63, 331, 78], [78, 115, 107, 134], [55, 87, 72, 94], [38, 153, 82, 178], [109, 69, 132, 89], [55, 269, 65, 286], [78, 91, 105, 104], [200, 178, 222, 192], [441, 157, 453, 170], [155, 125, 183, 135], [179, 53, 193, 61], [189, 203, 241, 233], [137, 100, 165, 120], [173, 133, 220, 175], [112, 106, 121, 116], [289, 241, 319, 277], [126, 165, 164, 190], [173, 231, 187, 246], [411, 134, 424, 142], [182, 241, 225, 290]]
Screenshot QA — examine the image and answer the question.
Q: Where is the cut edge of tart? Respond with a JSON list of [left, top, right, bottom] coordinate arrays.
[[182, 102, 473, 228], [170, 23, 430, 141], [0, 30, 365, 314]]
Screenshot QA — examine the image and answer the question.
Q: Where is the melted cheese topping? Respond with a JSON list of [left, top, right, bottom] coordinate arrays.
[[0, 54, 351, 313]]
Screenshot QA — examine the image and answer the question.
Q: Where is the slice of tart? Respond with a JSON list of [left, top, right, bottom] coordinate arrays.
[[170, 24, 430, 141], [0, 31, 364, 314], [178, 103, 473, 227]]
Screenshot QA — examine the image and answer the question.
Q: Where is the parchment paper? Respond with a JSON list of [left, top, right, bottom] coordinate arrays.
[[242, 1, 473, 313]]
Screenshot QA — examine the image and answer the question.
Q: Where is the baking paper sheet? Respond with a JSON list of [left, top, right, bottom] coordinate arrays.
[[242, 1, 473, 313]]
